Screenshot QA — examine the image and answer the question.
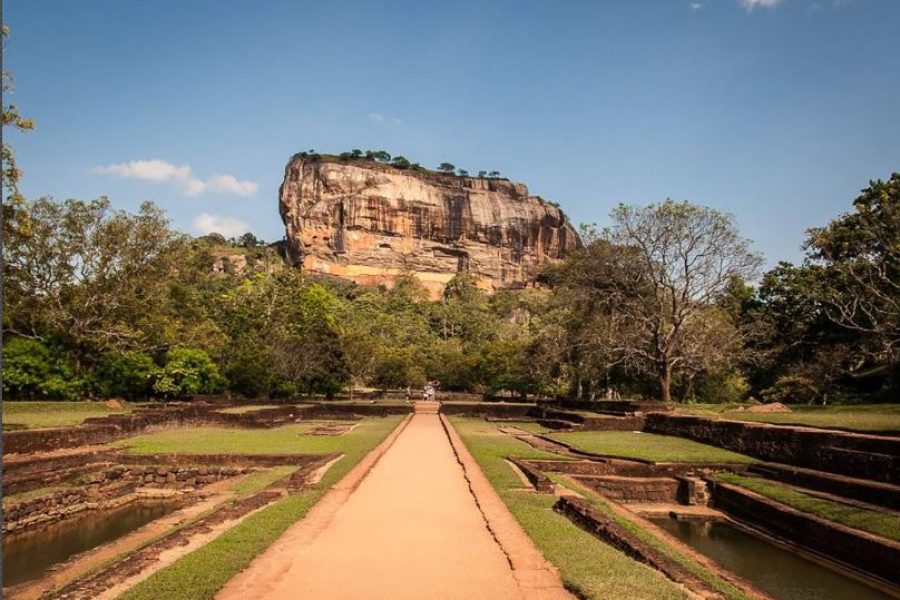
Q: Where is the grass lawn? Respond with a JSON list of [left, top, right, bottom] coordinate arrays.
[[216, 405, 282, 414], [117, 415, 404, 600], [676, 404, 900, 433], [549, 431, 754, 463], [2, 401, 138, 430], [112, 422, 378, 455], [549, 473, 754, 600], [716, 473, 900, 542], [449, 417, 693, 600], [492, 421, 554, 434]]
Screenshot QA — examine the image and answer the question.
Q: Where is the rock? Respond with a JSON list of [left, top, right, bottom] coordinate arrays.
[[279, 157, 581, 299], [105, 399, 123, 409]]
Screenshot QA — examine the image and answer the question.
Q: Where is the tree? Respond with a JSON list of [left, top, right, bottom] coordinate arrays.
[[370, 150, 391, 162], [478, 171, 487, 178], [95, 352, 157, 400], [1, 338, 83, 400], [488, 171, 501, 178], [806, 174, 900, 362], [350, 149, 363, 158], [3, 197, 196, 364], [152, 348, 226, 398], [237, 232, 260, 248], [1, 26, 35, 206], [457, 169, 469, 177], [438, 162, 456, 174], [391, 156, 411, 169], [603, 200, 762, 403]]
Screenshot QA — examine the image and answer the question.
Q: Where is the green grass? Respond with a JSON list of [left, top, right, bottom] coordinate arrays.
[[229, 466, 300, 495], [216, 405, 282, 414], [550, 473, 753, 600], [493, 421, 554, 434], [3, 484, 70, 506], [449, 417, 691, 600], [676, 404, 900, 433], [716, 473, 900, 542], [2, 401, 138, 429], [549, 431, 754, 463], [117, 416, 404, 600], [112, 422, 365, 455]]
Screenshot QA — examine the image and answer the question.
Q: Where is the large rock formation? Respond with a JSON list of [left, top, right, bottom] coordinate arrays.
[[279, 157, 581, 298]]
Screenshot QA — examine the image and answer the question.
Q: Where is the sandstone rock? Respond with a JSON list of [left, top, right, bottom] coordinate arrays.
[[279, 157, 581, 299]]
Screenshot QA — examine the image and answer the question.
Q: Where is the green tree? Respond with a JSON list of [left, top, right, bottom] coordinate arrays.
[[153, 348, 226, 398], [438, 162, 456, 173], [2, 338, 83, 400], [95, 352, 157, 400], [3, 197, 201, 365]]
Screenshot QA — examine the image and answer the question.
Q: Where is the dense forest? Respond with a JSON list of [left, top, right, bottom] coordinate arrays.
[[2, 174, 897, 404]]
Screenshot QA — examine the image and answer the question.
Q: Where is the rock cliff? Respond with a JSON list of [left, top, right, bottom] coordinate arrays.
[[279, 157, 580, 298]]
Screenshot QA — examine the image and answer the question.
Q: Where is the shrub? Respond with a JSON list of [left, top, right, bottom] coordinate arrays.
[[152, 348, 227, 398], [2, 338, 84, 400], [95, 352, 157, 400]]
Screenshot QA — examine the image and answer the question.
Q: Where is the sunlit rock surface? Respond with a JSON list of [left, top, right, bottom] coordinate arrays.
[[279, 157, 580, 298]]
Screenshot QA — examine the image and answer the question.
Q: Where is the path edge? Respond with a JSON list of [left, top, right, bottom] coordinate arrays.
[[215, 413, 413, 600], [440, 414, 575, 600]]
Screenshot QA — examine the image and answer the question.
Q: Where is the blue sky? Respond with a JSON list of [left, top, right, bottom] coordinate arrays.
[[6, 0, 899, 265]]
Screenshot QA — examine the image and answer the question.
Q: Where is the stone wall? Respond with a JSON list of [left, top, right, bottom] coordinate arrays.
[[644, 414, 900, 484], [709, 479, 900, 583], [749, 462, 900, 511], [3, 464, 248, 533], [572, 475, 680, 504], [541, 399, 672, 415]]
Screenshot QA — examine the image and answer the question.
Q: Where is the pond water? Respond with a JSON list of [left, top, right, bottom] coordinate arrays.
[[3, 500, 181, 588], [651, 518, 897, 600]]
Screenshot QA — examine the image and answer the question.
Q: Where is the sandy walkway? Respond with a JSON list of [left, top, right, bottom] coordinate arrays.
[[218, 410, 566, 599]]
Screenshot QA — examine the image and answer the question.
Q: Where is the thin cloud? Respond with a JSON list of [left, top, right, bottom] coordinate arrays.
[[369, 112, 403, 125], [193, 213, 250, 237], [93, 159, 257, 197], [690, 2, 705, 10], [740, 0, 782, 10]]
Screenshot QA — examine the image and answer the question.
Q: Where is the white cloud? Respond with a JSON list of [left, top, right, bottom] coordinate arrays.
[[740, 0, 782, 10], [690, 2, 704, 10], [369, 112, 403, 125], [93, 159, 191, 183], [93, 159, 257, 197], [193, 213, 250, 237], [185, 174, 258, 197]]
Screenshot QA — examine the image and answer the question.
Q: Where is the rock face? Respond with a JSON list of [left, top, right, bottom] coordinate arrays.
[[279, 157, 581, 298]]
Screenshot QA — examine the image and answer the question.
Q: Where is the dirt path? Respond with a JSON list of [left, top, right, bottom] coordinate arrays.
[[218, 409, 570, 600]]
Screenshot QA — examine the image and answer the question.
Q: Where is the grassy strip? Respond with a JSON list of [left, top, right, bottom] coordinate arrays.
[[492, 421, 553, 434], [676, 404, 900, 433], [2, 401, 137, 429], [112, 423, 339, 454], [716, 473, 900, 542], [449, 417, 691, 600], [3, 484, 69, 506], [229, 466, 300, 495], [549, 431, 754, 463], [549, 473, 753, 600], [116, 416, 403, 600]]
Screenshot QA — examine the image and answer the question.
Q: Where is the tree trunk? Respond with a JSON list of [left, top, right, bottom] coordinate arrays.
[[658, 363, 673, 404]]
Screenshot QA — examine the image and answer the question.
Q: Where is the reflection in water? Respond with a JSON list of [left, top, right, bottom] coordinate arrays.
[[651, 518, 895, 600], [3, 501, 181, 588]]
